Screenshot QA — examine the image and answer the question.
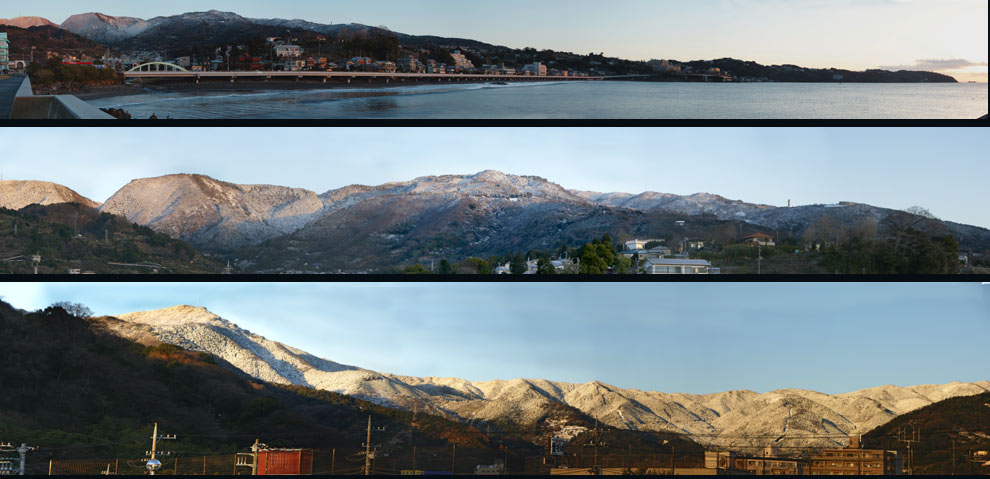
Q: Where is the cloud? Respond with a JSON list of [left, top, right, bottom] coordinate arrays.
[[879, 58, 989, 72]]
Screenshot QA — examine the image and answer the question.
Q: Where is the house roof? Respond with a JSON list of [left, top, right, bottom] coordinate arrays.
[[645, 258, 711, 266], [744, 233, 774, 239]]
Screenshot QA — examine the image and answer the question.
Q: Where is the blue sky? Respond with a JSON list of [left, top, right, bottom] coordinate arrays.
[[2, 127, 988, 228], [1, 282, 987, 395], [5, 0, 987, 81]]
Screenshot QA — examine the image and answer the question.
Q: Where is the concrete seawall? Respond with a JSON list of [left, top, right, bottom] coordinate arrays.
[[2, 74, 115, 119]]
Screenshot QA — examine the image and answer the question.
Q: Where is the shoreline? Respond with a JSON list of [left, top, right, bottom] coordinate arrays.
[[76, 79, 540, 100], [76, 78, 986, 102]]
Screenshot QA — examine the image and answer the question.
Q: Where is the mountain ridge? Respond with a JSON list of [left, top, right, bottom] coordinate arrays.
[[99, 304, 990, 453], [10, 171, 989, 271]]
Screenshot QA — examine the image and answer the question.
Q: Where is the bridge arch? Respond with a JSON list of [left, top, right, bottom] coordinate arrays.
[[127, 62, 189, 73]]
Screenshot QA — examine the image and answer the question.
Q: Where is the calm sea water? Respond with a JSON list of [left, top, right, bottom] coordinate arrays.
[[87, 81, 988, 119]]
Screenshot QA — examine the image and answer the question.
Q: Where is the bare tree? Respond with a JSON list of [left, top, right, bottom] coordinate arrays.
[[904, 206, 938, 220], [51, 301, 93, 318]]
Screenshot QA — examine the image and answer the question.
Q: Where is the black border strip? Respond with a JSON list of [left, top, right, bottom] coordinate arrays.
[[2, 274, 988, 282], [0, 119, 987, 127]]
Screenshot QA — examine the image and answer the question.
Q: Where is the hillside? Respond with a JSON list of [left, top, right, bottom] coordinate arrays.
[[0, 300, 705, 474], [863, 391, 990, 475], [0, 300, 502, 473], [0, 24, 109, 58], [46, 10, 954, 81], [0, 17, 58, 29], [0, 203, 226, 274], [100, 305, 990, 455], [100, 174, 325, 252], [676, 58, 958, 83], [14, 171, 987, 273], [0, 180, 100, 210]]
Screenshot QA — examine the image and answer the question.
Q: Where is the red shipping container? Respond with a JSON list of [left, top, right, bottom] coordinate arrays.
[[256, 449, 314, 475]]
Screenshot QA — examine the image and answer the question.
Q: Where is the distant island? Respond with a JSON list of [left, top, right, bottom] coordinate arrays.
[[0, 11, 957, 84]]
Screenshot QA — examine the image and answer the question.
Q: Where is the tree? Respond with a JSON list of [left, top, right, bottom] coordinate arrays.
[[402, 264, 433, 274], [905, 206, 937, 220], [50, 302, 93, 318], [509, 254, 528, 274], [437, 259, 455, 274], [457, 258, 491, 274], [536, 257, 556, 274]]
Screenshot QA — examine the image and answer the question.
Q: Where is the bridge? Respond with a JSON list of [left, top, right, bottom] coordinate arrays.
[[123, 63, 603, 84]]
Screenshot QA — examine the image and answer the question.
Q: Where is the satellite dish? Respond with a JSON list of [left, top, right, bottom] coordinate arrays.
[[146, 459, 162, 472]]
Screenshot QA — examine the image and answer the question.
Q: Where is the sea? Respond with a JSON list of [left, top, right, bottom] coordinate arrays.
[[86, 81, 989, 119]]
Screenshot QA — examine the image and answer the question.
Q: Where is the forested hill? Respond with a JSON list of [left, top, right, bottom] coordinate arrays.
[[863, 391, 990, 475]]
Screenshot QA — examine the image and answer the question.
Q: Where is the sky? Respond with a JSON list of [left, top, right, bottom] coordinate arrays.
[[1, 282, 987, 395], [5, 0, 987, 82], [2, 127, 988, 228]]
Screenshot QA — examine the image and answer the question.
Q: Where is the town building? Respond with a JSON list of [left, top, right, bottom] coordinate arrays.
[[647, 59, 682, 73], [275, 45, 303, 59], [644, 258, 711, 274], [372, 60, 397, 73], [809, 437, 902, 475], [397, 55, 423, 73], [623, 239, 665, 251], [522, 62, 547, 76], [475, 460, 506, 475], [620, 246, 673, 261], [742, 232, 775, 247], [704, 449, 807, 475], [450, 50, 475, 71], [0, 33, 9, 74]]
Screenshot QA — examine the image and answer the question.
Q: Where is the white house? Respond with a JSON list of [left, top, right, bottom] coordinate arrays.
[[644, 258, 711, 274], [275, 45, 303, 58]]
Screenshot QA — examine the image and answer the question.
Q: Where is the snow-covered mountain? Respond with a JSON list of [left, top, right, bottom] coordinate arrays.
[[0, 180, 100, 210], [16, 170, 979, 271], [60, 13, 149, 44], [98, 305, 990, 453], [0, 17, 58, 28], [573, 190, 775, 218], [99, 174, 326, 251]]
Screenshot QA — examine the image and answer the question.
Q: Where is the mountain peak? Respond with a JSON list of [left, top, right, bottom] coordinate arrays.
[[0, 180, 100, 210], [117, 304, 223, 327], [0, 16, 58, 28]]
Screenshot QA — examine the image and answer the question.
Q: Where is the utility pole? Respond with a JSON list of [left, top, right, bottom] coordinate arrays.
[[897, 424, 920, 475], [330, 448, 335, 475], [146, 423, 176, 476], [583, 420, 606, 474], [451, 444, 456, 476], [362, 415, 385, 476], [757, 244, 762, 275], [1, 442, 36, 475]]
